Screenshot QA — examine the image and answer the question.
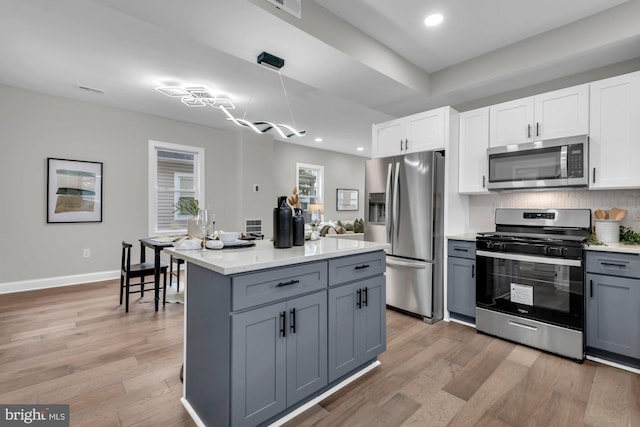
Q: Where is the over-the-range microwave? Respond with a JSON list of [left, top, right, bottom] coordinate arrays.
[[487, 135, 588, 190]]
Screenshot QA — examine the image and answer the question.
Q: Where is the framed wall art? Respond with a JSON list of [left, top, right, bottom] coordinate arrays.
[[47, 158, 103, 223], [336, 188, 358, 211]]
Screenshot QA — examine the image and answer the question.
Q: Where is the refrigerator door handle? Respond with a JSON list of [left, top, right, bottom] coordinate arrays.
[[393, 162, 400, 241], [386, 257, 431, 269], [385, 162, 393, 244]]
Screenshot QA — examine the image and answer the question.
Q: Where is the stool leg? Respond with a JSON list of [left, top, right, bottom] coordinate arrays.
[[119, 273, 124, 305], [163, 270, 167, 307], [176, 264, 181, 293], [170, 256, 174, 288], [125, 276, 130, 313]]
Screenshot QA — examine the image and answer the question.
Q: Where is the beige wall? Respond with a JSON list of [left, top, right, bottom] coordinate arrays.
[[0, 85, 362, 289]]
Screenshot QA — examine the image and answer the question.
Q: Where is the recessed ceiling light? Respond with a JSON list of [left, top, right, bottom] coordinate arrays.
[[315, 138, 323, 142], [357, 147, 364, 151], [424, 13, 443, 27]]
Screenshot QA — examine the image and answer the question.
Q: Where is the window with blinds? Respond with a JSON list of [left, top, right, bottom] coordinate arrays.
[[149, 141, 204, 235]]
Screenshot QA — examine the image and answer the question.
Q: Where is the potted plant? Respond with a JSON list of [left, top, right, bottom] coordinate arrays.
[[174, 198, 201, 237]]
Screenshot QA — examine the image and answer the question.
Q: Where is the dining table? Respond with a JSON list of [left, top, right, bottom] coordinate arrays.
[[139, 237, 176, 311]]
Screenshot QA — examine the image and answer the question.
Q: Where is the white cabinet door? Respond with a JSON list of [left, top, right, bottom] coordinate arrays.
[[459, 107, 489, 194], [534, 84, 589, 140], [589, 71, 640, 189], [372, 118, 403, 158], [489, 85, 589, 147], [405, 108, 445, 153], [489, 97, 534, 147]]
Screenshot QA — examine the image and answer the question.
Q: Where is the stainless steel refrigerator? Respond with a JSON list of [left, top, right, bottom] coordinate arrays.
[[365, 150, 444, 323]]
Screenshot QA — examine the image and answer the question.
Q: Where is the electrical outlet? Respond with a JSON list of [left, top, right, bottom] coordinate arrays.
[[83, 248, 91, 258]]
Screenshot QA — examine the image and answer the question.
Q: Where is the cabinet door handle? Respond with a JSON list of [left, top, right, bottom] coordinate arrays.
[[400, 139, 404, 151], [592, 168, 596, 184], [355, 264, 370, 270], [277, 279, 300, 287], [279, 311, 286, 337], [527, 124, 531, 139], [356, 289, 362, 309], [482, 175, 486, 188], [363, 287, 368, 307], [290, 308, 296, 334], [472, 265, 475, 278], [600, 262, 627, 269], [590, 280, 593, 298], [405, 139, 408, 150], [536, 122, 540, 137]]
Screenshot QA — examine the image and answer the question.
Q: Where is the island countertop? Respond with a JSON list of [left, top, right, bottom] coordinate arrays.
[[166, 238, 390, 275]]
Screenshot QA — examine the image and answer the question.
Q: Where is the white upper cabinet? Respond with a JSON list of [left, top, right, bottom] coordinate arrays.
[[458, 107, 490, 194], [489, 97, 534, 147], [372, 118, 403, 158], [589, 71, 640, 189], [489, 84, 589, 147], [372, 107, 447, 158]]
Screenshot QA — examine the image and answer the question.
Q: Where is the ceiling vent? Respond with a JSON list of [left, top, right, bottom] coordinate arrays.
[[266, 0, 301, 19]]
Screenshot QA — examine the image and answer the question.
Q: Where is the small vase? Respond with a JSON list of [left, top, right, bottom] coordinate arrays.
[[292, 208, 305, 246], [187, 217, 203, 238]]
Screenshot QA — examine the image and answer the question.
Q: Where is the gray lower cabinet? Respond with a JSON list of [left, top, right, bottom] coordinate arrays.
[[586, 251, 640, 365], [184, 250, 386, 427], [231, 291, 327, 427], [328, 275, 386, 382], [447, 239, 476, 321]]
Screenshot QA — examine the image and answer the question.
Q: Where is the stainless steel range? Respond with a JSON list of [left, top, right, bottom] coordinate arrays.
[[476, 208, 591, 361]]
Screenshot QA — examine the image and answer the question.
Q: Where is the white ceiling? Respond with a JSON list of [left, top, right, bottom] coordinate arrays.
[[0, 0, 638, 157]]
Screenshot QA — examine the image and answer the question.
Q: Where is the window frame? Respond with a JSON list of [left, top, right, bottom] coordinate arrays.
[[148, 140, 205, 236], [296, 162, 324, 221]]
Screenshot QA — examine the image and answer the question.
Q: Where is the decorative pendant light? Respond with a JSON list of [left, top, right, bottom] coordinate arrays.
[[155, 52, 305, 138]]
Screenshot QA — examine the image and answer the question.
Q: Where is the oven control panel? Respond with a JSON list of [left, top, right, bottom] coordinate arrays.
[[523, 212, 555, 220]]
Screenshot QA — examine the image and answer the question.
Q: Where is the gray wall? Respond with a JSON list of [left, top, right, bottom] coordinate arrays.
[[0, 85, 361, 288], [272, 141, 366, 224]]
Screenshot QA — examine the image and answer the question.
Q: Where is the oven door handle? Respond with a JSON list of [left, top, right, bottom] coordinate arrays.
[[476, 250, 582, 267]]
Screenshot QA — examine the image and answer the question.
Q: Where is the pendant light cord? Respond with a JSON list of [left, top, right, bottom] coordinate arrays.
[[278, 71, 297, 129]]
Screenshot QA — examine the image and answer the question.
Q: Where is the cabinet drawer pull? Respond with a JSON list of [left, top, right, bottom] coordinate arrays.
[[600, 262, 627, 269], [354, 264, 370, 270], [290, 308, 296, 334], [363, 287, 368, 307], [277, 279, 300, 287], [454, 248, 469, 252], [508, 320, 538, 332], [356, 289, 362, 309], [279, 311, 286, 337]]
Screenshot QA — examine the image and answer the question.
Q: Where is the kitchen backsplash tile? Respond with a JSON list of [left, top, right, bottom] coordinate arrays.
[[469, 189, 640, 232]]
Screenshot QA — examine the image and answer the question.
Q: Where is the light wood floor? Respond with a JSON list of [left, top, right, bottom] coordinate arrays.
[[1, 279, 639, 427]]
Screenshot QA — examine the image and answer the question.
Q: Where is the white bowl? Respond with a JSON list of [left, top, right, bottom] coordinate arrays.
[[219, 231, 239, 243]]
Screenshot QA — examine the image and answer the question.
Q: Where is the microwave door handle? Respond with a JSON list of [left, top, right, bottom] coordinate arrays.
[[560, 145, 568, 178], [385, 162, 393, 244]]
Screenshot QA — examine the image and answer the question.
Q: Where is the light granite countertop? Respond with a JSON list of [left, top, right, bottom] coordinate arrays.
[[166, 238, 390, 275], [585, 242, 640, 254], [447, 233, 478, 242]]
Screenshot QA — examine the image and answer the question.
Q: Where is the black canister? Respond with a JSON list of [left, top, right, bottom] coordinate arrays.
[[292, 208, 305, 246], [273, 196, 293, 248]]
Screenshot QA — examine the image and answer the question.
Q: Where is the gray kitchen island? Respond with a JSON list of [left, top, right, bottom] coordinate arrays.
[[168, 238, 389, 427]]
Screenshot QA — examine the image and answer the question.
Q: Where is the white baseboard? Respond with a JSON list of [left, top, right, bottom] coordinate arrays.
[[0, 270, 120, 294]]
